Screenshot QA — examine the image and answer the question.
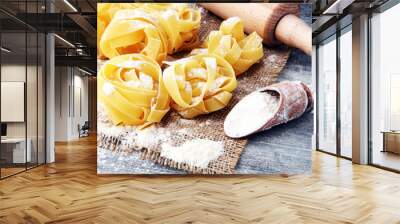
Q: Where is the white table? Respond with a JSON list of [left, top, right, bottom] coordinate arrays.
[[1, 138, 31, 163]]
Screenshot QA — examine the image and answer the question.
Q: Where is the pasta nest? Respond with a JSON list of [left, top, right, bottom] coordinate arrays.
[[158, 7, 201, 54], [98, 4, 200, 61], [163, 54, 237, 119], [98, 54, 170, 127], [98, 3, 143, 58], [202, 17, 264, 76], [99, 9, 169, 64], [97, 3, 190, 57]]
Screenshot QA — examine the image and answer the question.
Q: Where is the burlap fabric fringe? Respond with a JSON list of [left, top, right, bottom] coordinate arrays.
[[97, 7, 291, 174]]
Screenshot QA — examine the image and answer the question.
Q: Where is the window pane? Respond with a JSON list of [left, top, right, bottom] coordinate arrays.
[[1, 30, 28, 177], [318, 37, 337, 154], [340, 28, 352, 158], [371, 4, 400, 171]]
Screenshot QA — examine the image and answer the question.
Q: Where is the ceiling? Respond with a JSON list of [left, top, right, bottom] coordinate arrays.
[[0, 0, 97, 74], [311, 0, 391, 44]]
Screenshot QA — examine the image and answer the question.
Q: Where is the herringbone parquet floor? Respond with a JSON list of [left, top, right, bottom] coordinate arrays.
[[1, 135, 400, 224]]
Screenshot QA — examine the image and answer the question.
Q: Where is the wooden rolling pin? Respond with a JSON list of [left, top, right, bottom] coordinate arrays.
[[200, 3, 312, 55]]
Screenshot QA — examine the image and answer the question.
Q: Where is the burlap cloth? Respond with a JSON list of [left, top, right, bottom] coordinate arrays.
[[98, 6, 291, 174]]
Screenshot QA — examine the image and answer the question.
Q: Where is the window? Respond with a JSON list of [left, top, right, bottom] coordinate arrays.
[[316, 26, 353, 159], [370, 3, 400, 171], [0, 0, 46, 179], [317, 36, 337, 154], [339, 27, 352, 158]]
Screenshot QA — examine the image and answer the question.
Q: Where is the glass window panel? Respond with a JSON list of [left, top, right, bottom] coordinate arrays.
[[317, 36, 337, 154], [340, 28, 352, 158], [1, 31, 27, 177], [371, 4, 400, 171], [0, 0, 46, 179]]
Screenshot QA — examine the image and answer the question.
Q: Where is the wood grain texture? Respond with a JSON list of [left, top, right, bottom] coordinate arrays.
[[200, 3, 299, 45], [1, 135, 400, 223]]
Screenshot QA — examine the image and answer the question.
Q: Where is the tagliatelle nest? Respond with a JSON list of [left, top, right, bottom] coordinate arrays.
[[99, 9, 169, 64], [197, 17, 264, 75], [98, 3, 201, 62], [163, 54, 237, 118], [98, 4, 265, 125], [98, 54, 170, 128]]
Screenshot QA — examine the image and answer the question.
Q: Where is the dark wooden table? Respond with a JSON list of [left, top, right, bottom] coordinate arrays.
[[381, 131, 400, 154]]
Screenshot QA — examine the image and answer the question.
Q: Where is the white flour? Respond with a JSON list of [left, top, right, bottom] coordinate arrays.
[[224, 90, 280, 138], [160, 139, 224, 168], [102, 82, 115, 96], [127, 126, 172, 149]]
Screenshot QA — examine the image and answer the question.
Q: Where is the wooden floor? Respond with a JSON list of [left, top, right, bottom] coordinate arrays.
[[0, 135, 400, 223], [373, 150, 400, 171], [1, 167, 26, 178]]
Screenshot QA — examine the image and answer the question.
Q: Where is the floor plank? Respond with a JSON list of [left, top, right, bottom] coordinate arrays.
[[1, 135, 400, 224]]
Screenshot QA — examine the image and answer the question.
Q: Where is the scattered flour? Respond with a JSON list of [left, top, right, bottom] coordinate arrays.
[[160, 139, 224, 168], [222, 17, 241, 27], [188, 68, 207, 79], [224, 90, 280, 138], [162, 9, 177, 19], [102, 82, 115, 96], [207, 76, 228, 94], [177, 128, 189, 135], [134, 126, 171, 149], [178, 118, 196, 126], [120, 60, 143, 68], [98, 122, 126, 137]]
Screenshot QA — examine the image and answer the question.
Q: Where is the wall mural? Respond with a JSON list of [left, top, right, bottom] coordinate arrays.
[[97, 3, 313, 174]]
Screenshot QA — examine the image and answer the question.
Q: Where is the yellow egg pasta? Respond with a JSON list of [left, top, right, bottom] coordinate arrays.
[[158, 7, 201, 54], [98, 54, 170, 127], [163, 54, 237, 119], [99, 9, 169, 64], [98, 3, 201, 60], [97, 3, 143, 58], [97, 5, 267, 127], [142, 3, 189, 13], [204, 17, 264, 76]]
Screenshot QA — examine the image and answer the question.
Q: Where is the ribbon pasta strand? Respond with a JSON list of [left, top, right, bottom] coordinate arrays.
[[98, 54, 170, 127], [97, 3, 144, 58], [158, 7, 201, 54], [97, 3, 187, 57], [163, 54, 237, 119], [98, 4, 201, 61], [204, 17, 264, 76], [99, 9, 169, 64]]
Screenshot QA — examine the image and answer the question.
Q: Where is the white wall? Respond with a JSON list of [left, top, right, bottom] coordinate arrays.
[[73, 73, 89, 138], [54, 66, 89, 141], [55, 66, 69, 141], [1, 65, 31, 138], [46, 33, 55, 163], [1, 63, 46, 164]]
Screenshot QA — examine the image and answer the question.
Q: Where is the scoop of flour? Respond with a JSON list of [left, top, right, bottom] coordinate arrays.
[[224, 90, 280, 138]]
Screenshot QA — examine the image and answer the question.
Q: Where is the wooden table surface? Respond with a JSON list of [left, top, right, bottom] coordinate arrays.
[[97, 5, 313, 174]]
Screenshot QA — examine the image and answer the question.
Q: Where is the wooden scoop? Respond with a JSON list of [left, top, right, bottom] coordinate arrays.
[[200, 3, 312, 55], [224, 81, 313, 138]]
